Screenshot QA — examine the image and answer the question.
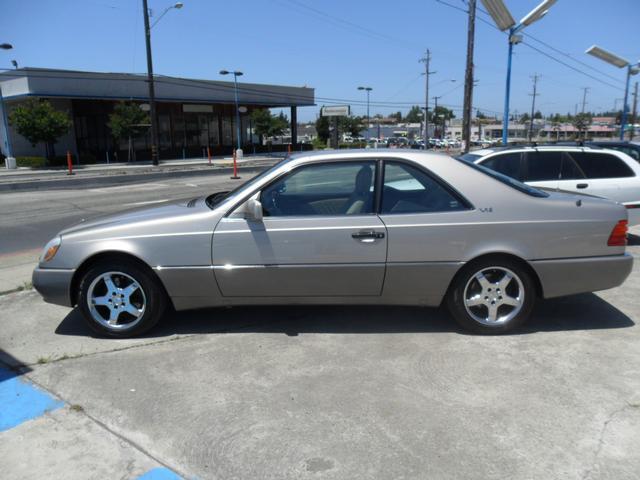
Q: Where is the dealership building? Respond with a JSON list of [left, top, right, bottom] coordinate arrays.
[[0, 68, 315, 162]]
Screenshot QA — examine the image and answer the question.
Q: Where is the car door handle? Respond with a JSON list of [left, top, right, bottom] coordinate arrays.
[[351, 230, 385, 239], [576, 183, 589, 189]]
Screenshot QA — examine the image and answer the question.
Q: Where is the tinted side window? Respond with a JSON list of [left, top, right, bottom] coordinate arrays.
[[481, 152, 522, 180], [573, 153, 635, 179], [381, 162, 467, 214], [522, 151, 561, 181], [261, 161, 376, 217], [560, 152, 585, 180]]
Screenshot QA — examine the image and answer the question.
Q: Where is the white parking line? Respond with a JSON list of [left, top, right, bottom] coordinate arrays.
[[122, 199, 170, 207], [89, 183, 169, 193]]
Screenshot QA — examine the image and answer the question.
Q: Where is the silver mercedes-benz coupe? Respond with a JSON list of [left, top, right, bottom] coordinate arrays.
[[33, 150, 633, 337]]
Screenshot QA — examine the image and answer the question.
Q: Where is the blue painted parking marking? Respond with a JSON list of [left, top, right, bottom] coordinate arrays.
[[137, 467, 183, 479], [0, 366, 64, 432]]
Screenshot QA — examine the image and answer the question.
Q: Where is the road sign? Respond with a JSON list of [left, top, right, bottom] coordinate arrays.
[[321, 105, 350, 117]]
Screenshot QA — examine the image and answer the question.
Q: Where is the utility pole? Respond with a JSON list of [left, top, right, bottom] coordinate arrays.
[[462, 0, 476, 153], [630, 82, 638, 140], [580, 87, 589, 114], [433, 96, 442, 138], [142, 0, 160, 165], [528, 74, 539, 141], [419, 50, 435, 149]]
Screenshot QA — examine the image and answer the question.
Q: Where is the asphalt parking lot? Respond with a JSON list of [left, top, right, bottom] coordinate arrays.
[[1, 239, 640, 479]]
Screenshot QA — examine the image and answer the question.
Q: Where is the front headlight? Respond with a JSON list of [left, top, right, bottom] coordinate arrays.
[[41, 236, 62, 263]]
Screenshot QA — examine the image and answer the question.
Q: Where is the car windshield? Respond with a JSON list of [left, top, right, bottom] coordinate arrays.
[[205, 156, 294, 209], [457, 153, 481, 163], [454, 156, 549, 198]]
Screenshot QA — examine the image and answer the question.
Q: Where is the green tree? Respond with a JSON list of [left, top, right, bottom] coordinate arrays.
[[108, 101, 149, 161], [520, 112, 530, 123], [430, 106, 455, 122], [405, 105, 423, 123], [390, 111, 402, 122], [315, 115, 330, 143], [339, 116, 365, 137], [572, 113, 592, 139], [476, 109, 487, 120], [8, 98, 71, 161], [251, 108, 289, 144], [534, 110, 543, 119]]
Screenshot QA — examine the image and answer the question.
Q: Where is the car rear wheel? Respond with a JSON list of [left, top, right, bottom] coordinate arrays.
[[446, 258, 535, 334], [78, 261, 166, 337]]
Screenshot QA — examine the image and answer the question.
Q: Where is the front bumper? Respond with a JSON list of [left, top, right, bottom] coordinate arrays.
[[32, 267, 75, 307], [531, 253, 634, 299]]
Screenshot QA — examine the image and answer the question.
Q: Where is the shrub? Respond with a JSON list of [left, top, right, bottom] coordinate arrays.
[[16, 156, 47, 167]]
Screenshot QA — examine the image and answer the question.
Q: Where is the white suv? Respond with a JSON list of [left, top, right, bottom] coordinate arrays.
[[460, 145, 640, 225]]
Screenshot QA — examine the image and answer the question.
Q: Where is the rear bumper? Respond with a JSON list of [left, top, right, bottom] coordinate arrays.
[[531, 253, 633, 299], [32, 267, 74, 307]]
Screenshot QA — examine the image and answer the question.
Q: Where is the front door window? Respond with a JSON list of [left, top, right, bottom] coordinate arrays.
[[261, 161, 376, 217]]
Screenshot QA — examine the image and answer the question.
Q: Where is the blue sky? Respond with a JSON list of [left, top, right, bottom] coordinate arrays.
[[2, 0, 639, 122]]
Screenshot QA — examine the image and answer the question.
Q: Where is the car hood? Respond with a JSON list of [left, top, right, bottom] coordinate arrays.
[[59, 196, 209, 237]]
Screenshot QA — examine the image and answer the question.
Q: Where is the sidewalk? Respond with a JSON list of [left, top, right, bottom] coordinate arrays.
[[0, 154, 284, 192], [0, 153, 287, 178]]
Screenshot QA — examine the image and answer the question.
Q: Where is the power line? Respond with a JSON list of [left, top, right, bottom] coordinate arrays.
[[436, 0, 626, 92], [272, 0, 421, 52]]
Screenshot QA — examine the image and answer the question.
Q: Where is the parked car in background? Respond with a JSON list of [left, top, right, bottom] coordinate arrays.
[[586, 140, 640, 164], [33, 150, 632, 338], [461, 145, 640, 225]]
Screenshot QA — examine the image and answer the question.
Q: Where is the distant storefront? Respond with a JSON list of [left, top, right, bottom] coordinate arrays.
[[0, 68, 315, 162]]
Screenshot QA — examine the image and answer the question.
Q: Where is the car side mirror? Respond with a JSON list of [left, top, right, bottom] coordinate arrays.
[[246, 197, 263, 222]]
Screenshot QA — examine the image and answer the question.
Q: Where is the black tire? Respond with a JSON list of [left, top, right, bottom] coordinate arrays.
[[446, 257, 536, 334], [78, 260, 167, 338]]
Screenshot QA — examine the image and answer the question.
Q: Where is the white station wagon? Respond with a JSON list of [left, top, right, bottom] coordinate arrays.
[[461, 145, 640, 225]]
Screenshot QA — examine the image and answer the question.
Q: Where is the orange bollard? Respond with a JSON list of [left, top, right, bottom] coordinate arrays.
[[66, 150, 74, 175], [230, 149, 240, 179], [287, 143, 292, 154], [207, 146, 212, 166]]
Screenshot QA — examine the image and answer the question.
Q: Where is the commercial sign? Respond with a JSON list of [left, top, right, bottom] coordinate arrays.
[[321, 105, 350, 117]]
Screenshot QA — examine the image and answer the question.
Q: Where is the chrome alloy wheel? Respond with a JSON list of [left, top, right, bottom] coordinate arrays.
[[87, 271, 146, 331], [463, 266, 524, 326]]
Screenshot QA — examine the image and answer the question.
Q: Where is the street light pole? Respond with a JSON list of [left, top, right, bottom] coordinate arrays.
[[220, 70, 244, 152], [142, 1, 183, 165], [481, 0, 557, 145], [0, 43, 14, 164], [585, 45, 639, 140], [142, 0, 160, 165], [358, 86, 372, 141]]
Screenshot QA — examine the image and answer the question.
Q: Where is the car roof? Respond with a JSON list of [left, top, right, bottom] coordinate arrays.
[[467, 144, 614, 157]]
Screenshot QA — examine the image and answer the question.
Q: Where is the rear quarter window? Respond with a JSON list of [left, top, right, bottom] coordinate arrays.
[[574, 153, 635, 179]]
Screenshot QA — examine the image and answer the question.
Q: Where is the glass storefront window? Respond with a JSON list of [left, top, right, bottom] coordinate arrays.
[[159, 114, 172, 149], [208, 115, 219, 146], [222, 115, 233, 146]]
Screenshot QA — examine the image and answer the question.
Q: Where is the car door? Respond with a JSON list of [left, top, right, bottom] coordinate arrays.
[[212, 160, 388, 297], [520, 151, 561, 190], [557, 152, 636, 202]]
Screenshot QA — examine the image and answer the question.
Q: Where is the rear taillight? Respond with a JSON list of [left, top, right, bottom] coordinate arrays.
[[607, 220, 628, 247]]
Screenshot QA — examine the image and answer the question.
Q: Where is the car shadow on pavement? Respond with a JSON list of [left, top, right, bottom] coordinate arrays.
[[628, 233, 640, 246], [55, 292, 634, 338]]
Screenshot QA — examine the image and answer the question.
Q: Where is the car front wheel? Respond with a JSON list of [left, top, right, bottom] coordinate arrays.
[[78, 261, 166, 337], [446, 258, 535, 334]]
